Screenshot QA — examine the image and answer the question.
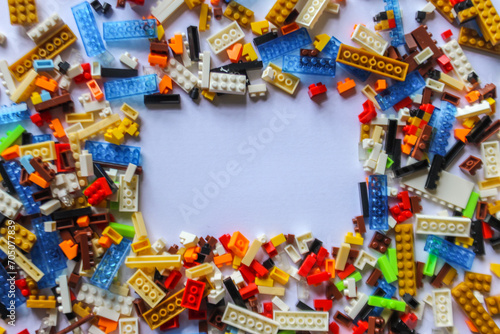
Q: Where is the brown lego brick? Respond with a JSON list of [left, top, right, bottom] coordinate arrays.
[[431, 263, 451, 288], [208, 308, 226, 331], [89, 213, 110, 225], [478, 83, 496, 100], [150, 41, 170, 54], [410, 196, 422, 214], [199, 320, 208, 334], [411, 124, 432, 160], [283, 8, 299, 25], [478, 120, 500, 143], [326, 281, 343, 301], [331, 247, 339, 258], [366, 268, 382, 286], [348, 249, 359, 263], [30, 157, 56, 182], [56, 219, 75, 230], [333, 311, 353, 328], [368, 316, 385, 334], [155, 279, 170, 294], [168, 245, 179, 254], [286, 234, 295, 244], [59, 150, 76, 171], [369, 232, 391, 254], [74, 231, 93, 270], [20, 167, 32, 187], [133, 298, 148, 318], [410, 25, 444, 59], [441, 92, 461, 106], [56, 313, 95, 334], [422, 87, 433, 104], [459, 155, 483, 176], [32, 188, 53, 202], [207, 236, 218, 247], [417, 60, 436, 78], [404, 33, 418, 53], [34, 93, 74, 113], [416, 261, 425, 289], [213, 7, 223, 20], [116, 0, 126, 7], [301, 49, 319, 57], [352, 216, 366, 234], [386, 46, 402, 60], [476, 201, 489, 220], [402, 51, 419, 73], [68, 272, 81, 290]]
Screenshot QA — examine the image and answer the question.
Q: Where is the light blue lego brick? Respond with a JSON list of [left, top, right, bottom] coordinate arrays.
[[368, 175, 388, 230], [32, 134, 53, 143], [85, 140, 141, 166], [257, 28, 311, 63], [3, 161, 41, 214], [424, 235, 475, 270], [71, 1, 107, 58], [33, 59, 54, 72], [321, 36, 371, 82], [368, 278, 397, 317], [90, 238, 131, 289], [103, 74, 159, 100], [0, 264, 26, 307], [282, 55, 336, 76], [0, 103, 31, 125], [103, 19, 157, 41], [375, 71, 426, 111], [20, 155, 35, 174], [40, 90, 52, 102], [383, 0, 405, 47], [428, 101, 456, 158]]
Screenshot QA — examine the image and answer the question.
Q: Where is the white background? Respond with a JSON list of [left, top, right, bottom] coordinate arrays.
[[1, 0, 500, 333]]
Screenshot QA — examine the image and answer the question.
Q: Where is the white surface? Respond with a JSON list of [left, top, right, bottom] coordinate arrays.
[[0, 0, 499, 333]]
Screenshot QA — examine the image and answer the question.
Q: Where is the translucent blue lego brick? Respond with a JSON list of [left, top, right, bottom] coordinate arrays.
[[40, 90, 51, 102], [321, 36, 371, 82], [282, 55, 336, 76], [0, 264, 26, 307], [369, 278, 397, 317], [32, 134, 53, 143], [85, 141, 142, 166], [31, 238, 58, 289], [375, 71, 426, 111], [3, 161, 40, 214], [90, 238, 131, 289], [424, 235, 475, 270], [428, 101, 456, 158], [0, 249, 6, 261], [71, 1, 106, 58], [368, 175, 388, 230], [103, 19, 157, 41], [0, 103, 31, 125], [33, 59, 54, 72], [383, 0, 405, 47], [103, 74, 159, 100], [257, 28, 311, 63], [31, 216, 67, 273]]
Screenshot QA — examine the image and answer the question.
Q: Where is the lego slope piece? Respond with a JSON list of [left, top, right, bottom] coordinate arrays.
[[77, 283, 135, 315], [424, 235, 475, 270], [428, 101, 456, 158], [163, 58, 199, 93], [127, 269, 166, 308], [266, 0, 299, 27], [394, 224, 417, 296], [71, 1, 106, 58], [90, 238, 131, 289], [295, 0, 328, 29], [368, 175, 389, 230], [432, 289, 453, 327], [375, 71, 426, 111], [415, 214, 471, 237], [209, 73, 247, 95], [282, 55, 336, 76], [9, 0, 38, 25], [104, 75, 159, 100], [441, 39, 479, 91], [351, 24, 389, 56], [103, 19, 157, 41], [207, 21, 245, 55], [257, 28, 312, 64], [273, 311, 329, 331], [222, 302, 280, 334], [262, 63, 300, 95], [85, 141, 141, 166]]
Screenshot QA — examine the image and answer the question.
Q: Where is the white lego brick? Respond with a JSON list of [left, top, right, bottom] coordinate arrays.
[[456, 100, 492, 120], [387, 186, 399, 197], [414, 300, 426, 319], [0, 32, 5, 45], [151, 238, 167, 254], [344, 292, 369, 319], [274, 311, 329, 331], [89, 325, 107, 334], [207, 21, 245, 55], [425, 78, 445, 92], [256, 234, 268, 243], [284, 244, 301, 263], [124, 163, 137, 183], [351, 24, 389, 56], [151, 0, 185, 24], [163, 58, 199, 93], [296, 0, 328, 29], [44, 308, 58, 327], [223, 303, 280, 334], [295, 232, 314, 254], [91, 61, 101, 79], [44, 221, 57, 232], [109, 282, 130, 297], [374, 151, 388, 175], [248, 83, 267, 98], [415, 214, 471, 237], [344, 278, 357, 298], [272, 296, 290, 311], [180, 33, 192, 68], [81, 98, 110, 113], [432, 288, 453, 328], [214, 242, 226, 256], [210, 272, 223, 289], [198, 51, 211, 90], [119, 174, 139, 212], [94, 306, 120, 321], [179, 231, 199, 247], [415, 47, 434, 64], [325, 0, 340, 14], [421, 2, 436, 12], [0, 60, 16, 96], [208, 288, 225, 304], [99, 106, 113, 119], [56, 275, 72, 314], [120, 52, 139, 69], [27, 13, 64, 44], [58, 75, 72, 91], [481, 141, 500, 179], [209, 72, 247, 95], [80, 150, 94, 177], [77, 283, 135, 315], [423, 293, 434, 307], [479, 188, 497, 201], [262, 67, 275, 81], [412, 93, 423, 104], [40, 199, 62, 216], [353, 250, 377, 270], [119, 318, 139, 334], [441, 39, 479, 91], [0, 188, 22, 219], [363, 142, 382, 172], [287, 266, 302, 281], [67, 64, 84, 79], [106, 168, 118, 181], [231, 271, 245, 285]]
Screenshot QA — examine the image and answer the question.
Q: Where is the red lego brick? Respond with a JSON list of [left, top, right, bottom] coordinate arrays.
[[164, 270, 182, 289], [420, 103, 435, 114], [359, 100, 377, 124], [84, 177, 113, 206], [159, 316, 180, 330], [239, 264, 256, 283], [181, 279, 206, 310], [401, 313, 418, 330], [316, 246, 329, 266], [314, 299, 333, 311], [308, 82, 327, 99], [352, 320, 369, 334], [390, 205, 413, 224], [388, 19, 396, 29], [393, 97, 412, 111], [239, 282, 259, 300], [397, 191, 411, 210], [262, 302, 273, 318], [250, 260, 268, 278], [218, 234, 231, 253], [306, 271, 331, 285], [437, 55, 453, 73], [483, 222, 494, 239], [262, 241, 278, 257], [441, 29, 453, 41], [298, 253, 317, 277], [329, 322, 340, 334], [337, 264, 356, 280], [73, 63, 92, 84]]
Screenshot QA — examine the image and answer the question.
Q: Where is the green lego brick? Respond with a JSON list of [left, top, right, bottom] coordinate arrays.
[[336, 271, 362, 291], [109, 222, 135, 239], [387, 248, 397, 274], [462, 191, 479, 219], [423, 253, 438, 277], [0, 125, 25, 153], [377, 255, 397, 283], [368, 296, 406, 311]]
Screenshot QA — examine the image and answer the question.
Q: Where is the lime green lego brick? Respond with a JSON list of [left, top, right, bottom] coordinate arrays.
[[335, 271, 362, 291], [387, 248, 397, 274], [278, 331, 296, 334], [109, 223, 136, 239], [462, 191, 479, 219], [368, 296, 406, 311], [0, 125, 25, 154], [423, 253, 438, 276], [377, 255, 397, 283]]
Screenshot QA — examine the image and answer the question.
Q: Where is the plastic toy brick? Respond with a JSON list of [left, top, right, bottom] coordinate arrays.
[[295, 0, 328, 29], [0, 60, 16, 96], [374, 71, 425, 111], [163, 58, 199, 93], [464, 272, 492, 293], [257, 28, 311, 64], [198, 3, 211, 31], [424, 235, 475, 270], [224, 1, 253, 27], [0, 221, 36, 252], [9, 69, 37, 105], [103, 74, 159, 100], [90, 238, 131, 289], [335, 271, 362, 292], [26, 295, 56, 308], [321, 36, 371, 82], [181, 278, 206, 310], [103, 19, 157, 41], [459, 27, 500, 56], [452, 282, 500, 334], [27, 13, 64, 44], [456, 100, 492, 120], [18, 141, 56, 162], [209, 72, 247, 95], [143, 288, 186, 329], [282, 55, 336, 76], [367, 175, 388, 230], [351, 24, 389, 56], [71, 1, 106, 58], [262, 63, 300, 95], [151, 0, 184, 23], [77, 283, 135, 315], [344, 292, 369, 319], [368, 296, 406, 312], [85, 140, 141, 166], [0, 264, 26, 307], [441, 39, 479, 91], [0, 124, 25, 154], [222, 302, 280, 334], [415, 214, 471, 237], [9, 0, 38, 25], [207, 21, 245, 54], [481, 141, 500, 179], [431, 288, 453, 327], [353, 250, 377, 270], [0, 237, 43, 281], [394, 224, 416, 296], [377, 255, 397, 283], [0, 188, 22, 219], [120, 103, 139, 121], [118, 174, 139, 212], [428, 101, 456, 158], [337, 78, 355, 95], [125, 254, 182, 269], [127, 269, 166, 308], [265, 0, 299, 27], [119, 318, 139, 334], [273, 311, 329, 331], [471, 0, 500, 46], [376, 0, 405, 46], [251, 20, 269, 36]]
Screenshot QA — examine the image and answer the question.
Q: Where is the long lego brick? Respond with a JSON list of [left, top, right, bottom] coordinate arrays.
[[415, 214, 471, 237], [151, 0, 185, 24], [257, 28, 311, 63], [335, 44, 408, 81], [0, 103, 31, 125], [143, 288, 186, 329], [208, 72, 247, 94], [426, 0, 454, 22], [471, 0, 500, 46], [103, 19, 157, 41], [9, 25, 77, 82], [163, 58, 199, 93], [71, 1, 106, 58], [119, 174, 139, 212], [368, 175, 388, 230], [262, 63, 300, 95], [90, 238, 131, 289], [207, 21, 245, 55], [481, 141, 500, 179], [76, 113, 121, 140], [125, 255, 182, 269], [0, 60, 17, 96], [456, 100, 492, 120], [76, 283, 135, 315], [27, 13, 65, 44], [441, 39, 479, 91], [458, 27, 500, 56], [19, 141, 57, 161], [321, 36, 371, 81], [2, 161, 40, 214], [424, 235, 475, 270], [0, 124, 25, 153], [9, 69, 38, 103], [273, 311, 329, 331], [428, 101, 456, 158], [222, 303, 280, 334], [295, 0, 328, 29], [0, 237, 44, 281], [282, 55, 336, 76], [85, 141, 141, 166], [351, 24, 389, 56], [432, 288, 453, 327], [103, 75, 159, 100], [394, 224, 416, 296], [375, 71, 426, 111]]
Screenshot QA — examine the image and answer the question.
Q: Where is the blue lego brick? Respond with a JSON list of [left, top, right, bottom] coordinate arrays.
[[0, 249, 6, 261], [3, 161, 40, 215], [368, 278, 397, 317], [257, 28, 311, 63], [32, 134, 53, 143], [375, 71, 426, 111], [282, 55, 336, 76], [103, 19, 157, 41], [20, 155, 35, 174], [321, 36, 371, 82], [0, 103, 31, 125], [33, 59, 54, 72], [90, 238, 131, 289], [383, 0, 405, 47], [85, 140, 141, 166], [368, 175, 389, 230], [103, 74, 159, 100], [424, 235, 475, 270], [40, 90, 51, 102], [428, 101, 456, 158], [0, 265, 26, 308], [71, 1, 107, 58]]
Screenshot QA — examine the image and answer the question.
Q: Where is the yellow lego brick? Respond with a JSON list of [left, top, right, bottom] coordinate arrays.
[[25, 276, 38, 295], [201, 89, 216, 101], [464, 272, 492, 293], [344, 232, 364, 245], [375, 20, 390, 31], [127, 269, 166, 308], [258, 286, 285, 296], [491, 263, 500, 277], [255, 277, 274, 287], [269, 266, 289, 285], [120, 103, 139, 121], [455, 236, 474, 247], [131, 238, 151, 253], [488, 200, 500, 214], [488, 97, 496, 114], [9, 0, 38, 25], [232, 254, 242, 269], [336, 44, 409, 81], [9, 25, 77, 82], [185, 262, 213, 279], [242, 43, 257, 61], [459, 26, 500, 55], [360, 124, 371, 141], [439, 72, 466, 91], [452, 282, 500, 334], [66, 112, 95, 124], [262, 63, 300, 95], [394, 224, 417, 296], [19, 141, 56, 162], [76, 113, 121, 140], [427, 0, 455, 22], [271, 234, 286, 247], [361, 85, 381, 109], [471, 0, 500, 46], [485, 295, 500, 315], [157, 23, 164, 41], [73, 301, 92, 318], [251, 20, 269, 35], [313, 34, 330, 51], [184, 0, 203, 9], [199, 3, 211, 32], [0, 326, 5, 334], [31, 92, 42, 105], [0, 220, 37, 252], [0, 237, 43, 281], [27, 295, 56, 308], [265, 0, 299, 27], [224, 1, 253, 27], [457, 6, 478, 23], [131, 212, 147, 240], [441, 266, 457, 286], [10, 69, 38, 103], [125, 254, 182, 269], [479, 176, 500, 190], [386, 10, 394, 19], [102, 226, 123, 244]]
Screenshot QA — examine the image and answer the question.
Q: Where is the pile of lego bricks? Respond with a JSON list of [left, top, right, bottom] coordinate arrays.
[[0, 0, 499, 334]]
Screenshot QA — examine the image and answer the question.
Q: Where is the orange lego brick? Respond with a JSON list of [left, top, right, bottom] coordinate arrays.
[[168, 34, 184, 55], [228, 231, 249, 257], [213, 253, 233, 267], [281, 22, 300, 35], [159, 75, 173, 94], [59, 239, 78, 260], [49, 119, 66, 139], [148, 53, 168, 67], [465, 319, 479, 333], [35, 76, 58, 92], [464, 272, 492, 293], [465, 91, 481, 103], [394, 224, 416, 296], [29, 172, 50, 188], [459, 27, 500, 56], [227, 43, 243, 63], [1, 145, 20, 160], [98, 317, 118, 333], [184, 246, 200, 263], [337, 78, 356, 95], [76, 216, 90, 228], [98, 235, 113, 248], [9, 0, 38, 25], [374, 80, 387, 92], [455, 128, 471, 142], [87, 80, 104, 101]]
